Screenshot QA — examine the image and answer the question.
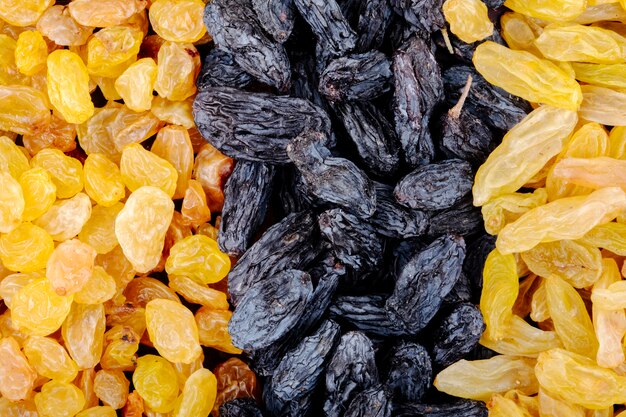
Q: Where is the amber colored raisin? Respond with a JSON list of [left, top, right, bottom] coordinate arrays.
[[165, 235, 231, 285], [193, 144, 234, 212], [36, 5, 94, 46], [46, 239, 97, 296], [86, 26, 143, 78], [94, 370, 130, 409], [0, 168, 24, 233], [120, 143, 178, 198], [11, 278, 73, 336], [212, 358, 258, 415], [101, 325, 140, 371], [151, 125, 194, 199], [73, 265, 117, 305], [84, 154, 126, 207], [168, 275, 229, 310], [0, 85, 50, 136], [132, 355, 179, 413], [0, 337, 37, 401], [33, 192, 92, 242], [155, 41, 200, 101], [181, 179, 211, 227], [172, 368, 217, 417], [62, 303, 106, 370], [68, 0, 148, 28], [195, 307, 242, 354]]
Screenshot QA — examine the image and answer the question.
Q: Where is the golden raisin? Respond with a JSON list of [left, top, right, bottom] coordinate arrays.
[[46, 238, 97, 296], [47, 49, 95, 124], [15, 30, 47, 76], [165, 235, 231, 285]]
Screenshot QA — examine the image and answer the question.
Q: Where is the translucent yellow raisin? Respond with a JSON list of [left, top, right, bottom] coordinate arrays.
[[68, 0, 147, 28], [62, 303, 106, 369], [0, 135, 29, 180], [11, 278, 73, 336], [46, 239, 97, 296], [521, 240, 602, 288], [530, 279, 550, 323], [124, 276, 181, 307], [195, 307, 242, 354], [15, 30, 47, 76], [77, 368, 99, 410], [537, 388, 585, 417], [30, 148, 84, 199], [33, 192, 92, 241], [434, 355, 538, 401], [181, 180, 211, 227], [579, 85, 626, 126], [480, 249, 518, 340], [0, 271, 41, 308], [472, 105, 578, 206], [146, 299, 202, 364], [132, 355, 179, 413], [120, 143, 178, 197], [151, 125, 194, 199], [0, 397, 39, 417], [114, 186, 174, 273], [496, 187, 626, 254], [100, 325, 140, 371], [0, 169, 24, 233], [155, 41, 200, 101], [472, 42, 583, 110], [193, 143, 234, 212], [481, 189, 548, 235], [149, 0, 206, 43], [84, 153, 125, 208], [77, 105, 122, 163], [23, 335, 79, 383], [591, 280, 626, 309], [36, 5, 94, 46], [0, 0, 54, 27], [172, 369, 217, 417], [86, 26, 143, 78], [535, 348, 626, 409], [443, 0, 493, 44], [34, 381, 86, 417], [76, 407, 117, 417], [79, 203, 124, 255], [0, 222, 54, 272], [114, 58, 157, 112], [93, 369, 130, 409], [479, 315, 562, 357], [580, 221, 626, 255], [488, 394, 535, 417], [109, 105, 164, 151], [503, 0, 585, 21], [171, 351, 204, 390], [19, 168, 56, 222], [47, 49, 95, 124], [74, 265, 117, 305], [572, 62, 626, 90], [500, 12, 542, 52], [165, 235, 231, 285], [150, 96, 195, 129], [0, 85, 50, 136], [0, 337, 37, 401], [96, 245, 136, 291], [168, 275, 229, 310]]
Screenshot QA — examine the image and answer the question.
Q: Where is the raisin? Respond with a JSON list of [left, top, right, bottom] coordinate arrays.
[[431, 303, 485, 368], [132, 355, 179, 413], [204, 0, 291, 90], [386, 235, 466, 333], [395, 400, 488, 417], [354, 0, 392, 52], [344, 386, 392, 417], [292, 0, 357, 55], [390, 0, 445, 36], [193, 87, 331, 164], [196, 48, 253, 90], [149, 0, 206, 43], [213, 358, 259, 415], [330, 294, 406, 337], [0, 337, 37, 401], [443, 0, 494, 44], [319, 51, 392, 102], [427, 197, 483, 237], [34, 381, 86, 417], [369, 182, 428, 238], [251, 0, 296, 43], [220, 398, 265, 417], [287, 130, 376, 217], [219, 161, 275, 257], [385, 342, 432, 403]]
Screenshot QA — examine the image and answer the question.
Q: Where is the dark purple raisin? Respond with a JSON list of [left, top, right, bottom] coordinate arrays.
[[344, 385, 393, 417], [330, 294, 406, 337], [293, 0, 357, 55], [251, 0, 296, 43], [431, 303, 485, 368], [385, 341, 432, 403], [196, 48, 253, 90]]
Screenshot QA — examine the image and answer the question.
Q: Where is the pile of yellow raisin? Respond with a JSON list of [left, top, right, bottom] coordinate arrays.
[[438, 1, 626, 416], [0, 1, 260, 416]]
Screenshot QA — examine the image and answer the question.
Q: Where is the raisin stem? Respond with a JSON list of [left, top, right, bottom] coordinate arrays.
[[449, 74, 473, 119], [441, 28, 454, 55]]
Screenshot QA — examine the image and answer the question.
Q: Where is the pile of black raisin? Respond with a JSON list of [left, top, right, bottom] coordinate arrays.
[[193, 0, 532, 416]]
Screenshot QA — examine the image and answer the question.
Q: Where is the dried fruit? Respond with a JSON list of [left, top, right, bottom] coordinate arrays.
[[151, 125, 194, 200], [120, 143, 178, 197], [47, 49, 94, 124], [165, 234, 230, 285], [213, 358, 258, 414], [68, 0, 147, 27], [172, 368, 217, 417], [46, 238, 97, 296], [62, 303, 106, 369], [19, 167, 56, 221], [0, 0, 53, 27], [154, 41, 200, 102], [15, 30, 47, 76], [93, 370, 129, 409], [23, 336, 79, 383], [0, 85, 50, 136], [114, 58, 157, 112], [86, 26, 143, 78], [132, 355, 179, 413], [0, 337, 37, 401], [195, 308, 241, 354], [0, 222, 54, 272], [11, 278, 73, 336], [149, 0, 206, 43], [0, 169, 24, 233], [34, 381, 86, 417], [34, 192, 92, 241], [443, 0, 494, 43], [36, 5, 94, 46], [30, 148, 84, 199]]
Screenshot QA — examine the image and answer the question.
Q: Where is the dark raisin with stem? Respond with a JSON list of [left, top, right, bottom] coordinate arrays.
[[385, 234, 466, 333], [427, 198, 483, 237], [355, 0, 392, 52], [324, 331, 379, 417], [393, 36, 443, 167], [227, 210, 320, 305], [333, 101, 401, 178], [251, 0, 296, 43], [394, 399, 488, 417], [370, 182, 428, 239], [196, 48, 253, 90], [385, 342, 432, 403], [329, 294, 406, 337], [344, 385, 393, 417], [438, 75, 496, 166], [287, 130, 377, 218], [431, 303, 485, 368], [319, 51, 393, 102], [204, 0, 291, 90], [229, 269, 313, 351], [193, 87, 331, 164], [318, 208, 384, 271], [443, 65, 531, 131], [270, 320, 341, 415], [394, 159, 474, 211], [218, 161, 275, 257], [293, 0, 357, 55], [390, 0, 445, 37], [220, 398, 266, 417]]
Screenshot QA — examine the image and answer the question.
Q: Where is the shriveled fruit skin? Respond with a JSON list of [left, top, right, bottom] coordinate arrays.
[[15, 30, 47, 76], [146, 299, 202, 364], [30, 148, 84, 200], [172, 368, 217, 417], [572, 62, 626, 90], [213, 358, 259, 415], [86, 26, 143, 78], [580, 221, 626, 255], [114, 58, 157, 112], [535, 348, 626, 409], [503, 0, 584, 22], [23, 336, 79, 383], [293, 0, 356, 56], [124, 277, 180, 308], [19, 167, 56, 221], [68, 0, 147, 27], [0, 337, 37, 401], [220, 398, 264, 417], [76, 407, 117, 417], [114, 186, 174, 274], [34, 192, 92, 242], [0, 84, 50, 136], [11, 278, 73, 336], [196, 48, 252, 91], [0, 169, 23, 233], [343, 386, 392, 417], [0, 222, 54, 272], [434, 355, 538, 401], [35, 381, 86, 417], [251, 0, 295, 43], [482, 189, 548, 235], [192, 143, 234, 212], [0, 136, 29, 180], [109, 105, 164, 152], [154, 41, 201, 102], [46, 239, 97, 296], [73, 266, 116, 305], [0, 0, 53, 27], [100, 325, 140, 371], [479, 249, 518, 340], [62, 303, 106, 370], [552, 156, 626, 191], [390, 0, 444, 36], [473, 42, 582, 110], [181, 180, 211, 227], [37, 5, 93, 46], [120, 143, 178, 198], [385, 342, 432, 403], [329, 294, 405, 337], [93, 370, 129, 409], [443, 0, 494, 43], [78, 203, 123, 255], [132, 355, 179, 413], [195, 308, 242, 354], [431, 303, 485, 368], [150, 96, 194, 128], [204, 0, 291, 90], [47, 50, 94, 124], [496, 187, 626, 254], [473, 105, 578, 206], [84, 154, 125, 208], [151, 125, 194, 200], [150, 0, 206, 43], [0, 397, 39, 417], [168, 275, 229, 309], [165, 234, 230, 285]]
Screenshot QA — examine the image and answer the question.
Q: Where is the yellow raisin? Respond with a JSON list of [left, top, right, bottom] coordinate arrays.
[[503, 0, 585, 21], [480, 249, 519, 340], [34, 381, 86, 417], [479, 315, 562, 357], [23, 335, 79, 383], [572, 62, 626, 89], [68, 0, 147, 28], [0, 135, 29, 180], [168, 275, 229, 310], [100, 325, 140, 371], [76, 407, 117, 417], [76, 105, 122, 163], [0, 0, 54, 27], [79, 203, 124, 255], [172, 369, 217, 417], [11, 278, 73, 336], [481, 188, 548, 235], [132, 355, 179, 413], [47, 49, 95, 124], [181, 179, 211, 227], [146, 298, 202, 364], [149, 0, 206, 43], [0, 168, 24, 233], [151, 125, 194, 199], [30, 148, 84, 199], [500, 12, 542, 52], [36, 5, 94, 46], [579, 85, 626, 126], [0, 337, 37, 401], [74, 265, 117, 305], [120, 143, 178, 197], [155, 41, 200, 101], [124, 276, 181, 307], [0, 222, 54, 272], [150, 96, 195, 129], [33, 192, 92, 241], [0, 271, 41, 308], [77, 368, 99, 410], [0, 84, 51, 136], [46, 238, 97, 296], [0, 397, 39, 417], [62, 303, 106, 369], [15, 30, 47, 76], [108, 105, 164, 151], [195, 307, 242, 354], [472, 42, 583, 110], [487, 394, 535, 417], [114, 58, 157, 112], [443, 0, 493, 44], [193, 143, 234, 212], [86, 26, 143, 78], [114, 186, 174, 273], [93, 369, 130, 409], [580, 221, 626, 255], [165, 234, 231, 285], [84, 153, 126, 207], [23, 114, 78, 156]]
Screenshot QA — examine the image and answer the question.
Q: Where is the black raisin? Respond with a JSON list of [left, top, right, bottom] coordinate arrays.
[[431, 303, 485, 368], [251, 0, 296, 43], [395, 399, 488, 417], [329, 294, 406, 337], [370, 182, 428, 238], [390, 0, 445, 37], [220, 398, 266, 417], [344, 385, 393, 417], [355, 0, 393, 52], [196, 48, 253, 90], [427, 197, 483, 237], [385, 341, 432, 403], [463, 234, 497, 303], [293, 0, 357, 55]]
